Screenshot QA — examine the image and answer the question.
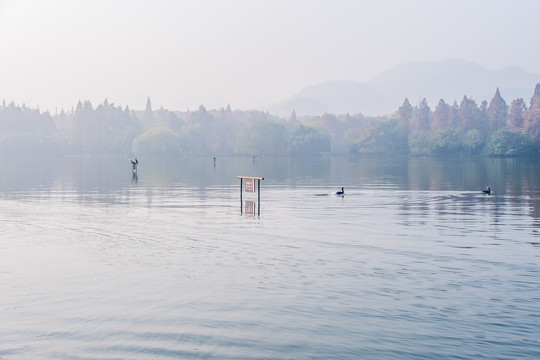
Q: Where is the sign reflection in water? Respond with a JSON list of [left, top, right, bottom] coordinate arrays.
[[244, 200, 255, 215]]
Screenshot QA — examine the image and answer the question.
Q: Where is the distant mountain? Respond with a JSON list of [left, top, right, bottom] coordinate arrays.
[[266, 58, 540, 117]]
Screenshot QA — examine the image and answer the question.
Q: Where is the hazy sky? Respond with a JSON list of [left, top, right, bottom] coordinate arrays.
[[1, 0, 539, 112]]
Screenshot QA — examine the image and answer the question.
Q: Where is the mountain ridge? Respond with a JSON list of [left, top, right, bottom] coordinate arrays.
[[266, 58, 540, 117]]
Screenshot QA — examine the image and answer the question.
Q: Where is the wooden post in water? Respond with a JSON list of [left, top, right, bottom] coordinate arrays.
[[257, 179, 261, 215], [240, 177, 243, 213], [237, 176, 264, 215], [130, 158, 138, 181]]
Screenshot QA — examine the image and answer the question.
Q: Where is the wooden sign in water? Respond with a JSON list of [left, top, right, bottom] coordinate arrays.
[[245, 178, 255, 192], [237, 176, 264, 216]]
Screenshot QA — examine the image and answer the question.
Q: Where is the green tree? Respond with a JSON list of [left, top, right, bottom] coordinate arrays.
[[70, 100, 100, 154], [287, 124, 330, 155], [353, 119, 402, 155], [188, 105, 212, 125], [236, 118, 287, 155], [462, 129, 484, 154], [132, 126, 181, 156], [343, 127, 363, 152], [484, 129, 537, 156], [208, 112, 238, 155], [181, 123, 206, 154], [430, 128, 463, 155], [408, 130, 431, 156], [166, 111, 184, 134]]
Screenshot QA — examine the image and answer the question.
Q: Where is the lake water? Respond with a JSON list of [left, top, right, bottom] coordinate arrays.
[[0, 156, 539, 359]]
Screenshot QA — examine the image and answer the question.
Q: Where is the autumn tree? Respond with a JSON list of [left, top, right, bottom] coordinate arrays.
[[394, 98, 413, 151], [412, 98, 431, 131], [523, 83, 540, 138], [486, 88, 508, 133], [507, 98, 526, 130], [449, 101, 460, 128], [458, 96, 486, 133], [530, 83, 540, 109], [431, 99, 450, 131], [397, 98, 412, 131]]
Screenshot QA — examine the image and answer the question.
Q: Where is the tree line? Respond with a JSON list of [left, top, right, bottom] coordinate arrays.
[[1, 84, 540, 157], [353, 84, 540, 156], [0, 98, 338, 157]]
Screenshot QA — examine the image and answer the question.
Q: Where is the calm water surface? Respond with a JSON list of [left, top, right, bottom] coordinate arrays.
[[0, 156, 539, 359]]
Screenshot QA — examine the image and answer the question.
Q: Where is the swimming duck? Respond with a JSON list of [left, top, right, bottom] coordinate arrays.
[[482, 186, 491, 195], [336, 187, 344, 196]]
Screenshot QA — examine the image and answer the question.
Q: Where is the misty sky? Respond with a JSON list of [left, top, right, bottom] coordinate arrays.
[[1, 0, 539, 113]]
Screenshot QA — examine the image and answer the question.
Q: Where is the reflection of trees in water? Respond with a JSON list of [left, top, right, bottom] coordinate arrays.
[[530, 198, 540, 222], [500, 159, 540, 232], [2, 156, 540, 230], [348, 157, 540, 239], [0, 156, 62, 195]]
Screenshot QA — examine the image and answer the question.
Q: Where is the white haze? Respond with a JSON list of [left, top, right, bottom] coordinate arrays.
[[0, 0, 539, 112]]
